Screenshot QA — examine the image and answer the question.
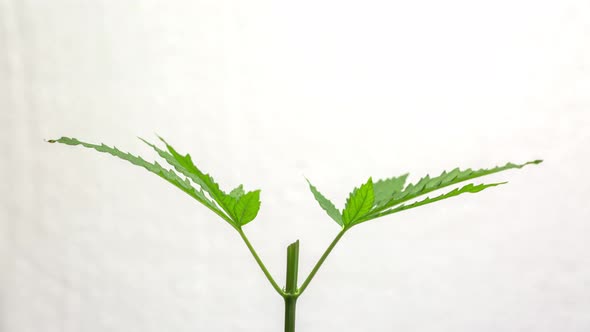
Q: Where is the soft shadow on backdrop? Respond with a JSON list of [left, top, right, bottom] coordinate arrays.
[[1, 1, 589, 331]]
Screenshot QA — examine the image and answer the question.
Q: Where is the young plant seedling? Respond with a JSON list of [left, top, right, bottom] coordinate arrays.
[[48, 136, 542, 331]]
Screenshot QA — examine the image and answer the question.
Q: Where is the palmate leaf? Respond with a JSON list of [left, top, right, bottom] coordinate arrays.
[[342, 178, 375, 226], [352, 159, 542, 225], [47, 136, 234, 225], [386, 160, 541, 210], [152, 137, 261, 226], [306, 178, 343, 226], [355, 182, 507, 225]]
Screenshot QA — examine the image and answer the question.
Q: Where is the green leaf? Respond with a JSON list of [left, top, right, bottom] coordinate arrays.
[[305, 178, 343, 226], [370, 182, 507, 220], [229, 184, 245, 199], [354, 159, 542, 225], [138, 136, 211, 190], [148, 136, 261, 226], [48, 136, 234, 225], [342, 178, 375, 226], [373, 174, 408, 208], [233, 190, 261, 225], [380, 160, 540, 212], [156, 137, 227, 200]]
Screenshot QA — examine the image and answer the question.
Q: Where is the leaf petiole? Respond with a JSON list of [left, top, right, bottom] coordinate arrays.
[[298, 228, 347, 295], [237, 228, 285, 296]]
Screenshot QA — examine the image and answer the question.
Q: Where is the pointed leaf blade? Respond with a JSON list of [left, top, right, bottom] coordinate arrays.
[[234, 190, 261, 226], [305, 178, 343, 226], [372, 160, 542, 217], [373, 174, 408, 208], [157, 137, 226, 200], [342, 178, 375, 226], [358, 182, 507, 224], [48, 136, 234, 225], [138, 137, 210, 189], [153, 136, 261, 226], [229, 184, 245, 199]]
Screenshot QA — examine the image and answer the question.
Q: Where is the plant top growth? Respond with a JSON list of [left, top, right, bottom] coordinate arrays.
[[48, 136, 542, 332]]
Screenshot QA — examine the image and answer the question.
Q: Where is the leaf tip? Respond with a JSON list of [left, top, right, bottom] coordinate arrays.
[[137, 136, 151, 145], [156, 134, 167, 144]]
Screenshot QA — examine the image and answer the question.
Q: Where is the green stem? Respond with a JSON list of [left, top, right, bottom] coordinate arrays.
[[237, 228, 284, 296], [284, 296, 297, 332], [284, 240, 300, 332], [298, 228, 347, 295], [285, 240, 300, 293]]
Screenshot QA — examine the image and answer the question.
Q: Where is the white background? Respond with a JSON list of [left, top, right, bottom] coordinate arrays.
[[1, 0, 589, 331]]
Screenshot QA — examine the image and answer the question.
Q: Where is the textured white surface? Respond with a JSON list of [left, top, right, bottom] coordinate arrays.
[[1, 0, 589, 331]]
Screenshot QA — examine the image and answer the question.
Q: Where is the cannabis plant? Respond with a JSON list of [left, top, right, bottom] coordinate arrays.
[[48, 136, 541, 331]]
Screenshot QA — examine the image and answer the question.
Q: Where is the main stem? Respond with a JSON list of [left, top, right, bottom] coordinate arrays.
[[239, 227, 348, 332], [284, 297, 297, 332], [284, 240, 299, 332]]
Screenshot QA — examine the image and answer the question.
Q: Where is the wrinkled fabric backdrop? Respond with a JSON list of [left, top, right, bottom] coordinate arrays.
[[1, 1, 589, 331]]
